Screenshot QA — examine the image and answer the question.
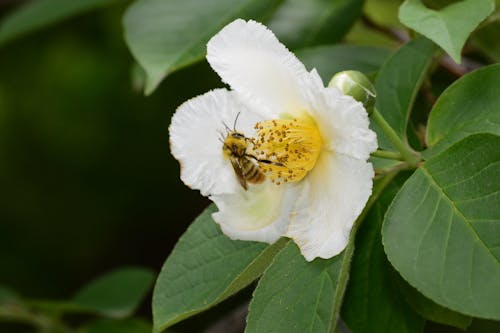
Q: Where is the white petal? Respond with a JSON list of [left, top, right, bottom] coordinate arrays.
[[207, 19, 311, 116], [169, 88, 263, 196], [305, 69, 378, 160], [286, 152, 374, 261], [211, 182, 298, 243]]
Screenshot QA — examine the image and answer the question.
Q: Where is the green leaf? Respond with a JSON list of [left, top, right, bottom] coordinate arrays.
[[0, 0, 120, 46], [372, 37, 435, 150], [73, 267, 155, 318], [295, 45, 392, 82], [426, 64, 500, 157], [79, 318, 153, 333], [382, 134, 500, 320], [152, 204, 287, 333], [471, 20, 500, 62], [342, 175, 424, 333], [364, 0, 404, 28], [399, 0, 495, 63], [344, 21, 401, 48], [123, 0, 280, 95], [268, 0, 364, 49], [247, 242, 349, 333], [396, 277, 472, 330]]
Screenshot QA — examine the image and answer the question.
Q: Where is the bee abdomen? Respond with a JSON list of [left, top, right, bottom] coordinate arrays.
[[243, 162, 266, 184]]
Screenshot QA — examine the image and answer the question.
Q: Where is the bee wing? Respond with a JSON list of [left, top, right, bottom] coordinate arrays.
[[230, 157, 248, 190]]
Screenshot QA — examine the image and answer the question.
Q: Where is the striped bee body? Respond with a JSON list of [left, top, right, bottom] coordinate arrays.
[[222, 131, 266, 190]]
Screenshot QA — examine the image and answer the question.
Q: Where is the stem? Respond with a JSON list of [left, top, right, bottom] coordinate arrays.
[[371, 108, 420, 167], [361, 15, 409, 43], [0, 304, 50, 328], [0, 304, 72, 333], [371, 150, 404, 161], [375, 162, 413, 179], [439, 54, 469, 77]]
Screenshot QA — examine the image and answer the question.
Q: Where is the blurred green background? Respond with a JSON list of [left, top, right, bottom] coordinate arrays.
[[0, 1, 211, 300]]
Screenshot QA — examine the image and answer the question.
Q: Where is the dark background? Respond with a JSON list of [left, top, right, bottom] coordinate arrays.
[[0, 1, 210, 300]]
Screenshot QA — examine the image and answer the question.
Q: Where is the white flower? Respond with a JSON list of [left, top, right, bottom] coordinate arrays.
[[169, 19, 377, 261]]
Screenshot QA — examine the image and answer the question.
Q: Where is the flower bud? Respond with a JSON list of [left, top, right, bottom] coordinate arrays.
[[328, 70, 376, 111]]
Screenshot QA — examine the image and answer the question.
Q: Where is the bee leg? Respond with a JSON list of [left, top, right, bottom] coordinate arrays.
[[259, 159, 284, 167], [245, 154, 284, 167]]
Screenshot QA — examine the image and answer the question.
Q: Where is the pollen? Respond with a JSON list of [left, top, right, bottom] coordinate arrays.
[[251, 114, 322, 184]]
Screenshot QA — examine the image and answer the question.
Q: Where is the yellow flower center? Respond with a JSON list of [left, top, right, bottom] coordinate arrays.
[[251, 113, 322, 185]]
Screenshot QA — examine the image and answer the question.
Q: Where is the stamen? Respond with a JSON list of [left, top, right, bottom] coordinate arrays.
[[250, 114, 322, 185]]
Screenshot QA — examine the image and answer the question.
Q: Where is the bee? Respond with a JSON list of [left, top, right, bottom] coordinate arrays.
[[222, 130, 266, 190], [221, 113, 281, 190]]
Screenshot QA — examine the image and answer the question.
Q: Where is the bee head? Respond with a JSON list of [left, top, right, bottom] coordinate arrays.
[[231, 132, 245, 139], [222, 130, 248, 158]]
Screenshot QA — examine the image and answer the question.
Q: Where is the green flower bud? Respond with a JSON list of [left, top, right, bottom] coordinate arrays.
[[328, 70, 376, 111]]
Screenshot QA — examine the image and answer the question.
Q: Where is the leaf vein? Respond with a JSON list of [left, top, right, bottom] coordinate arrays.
[[421, 166, 499, 264]]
